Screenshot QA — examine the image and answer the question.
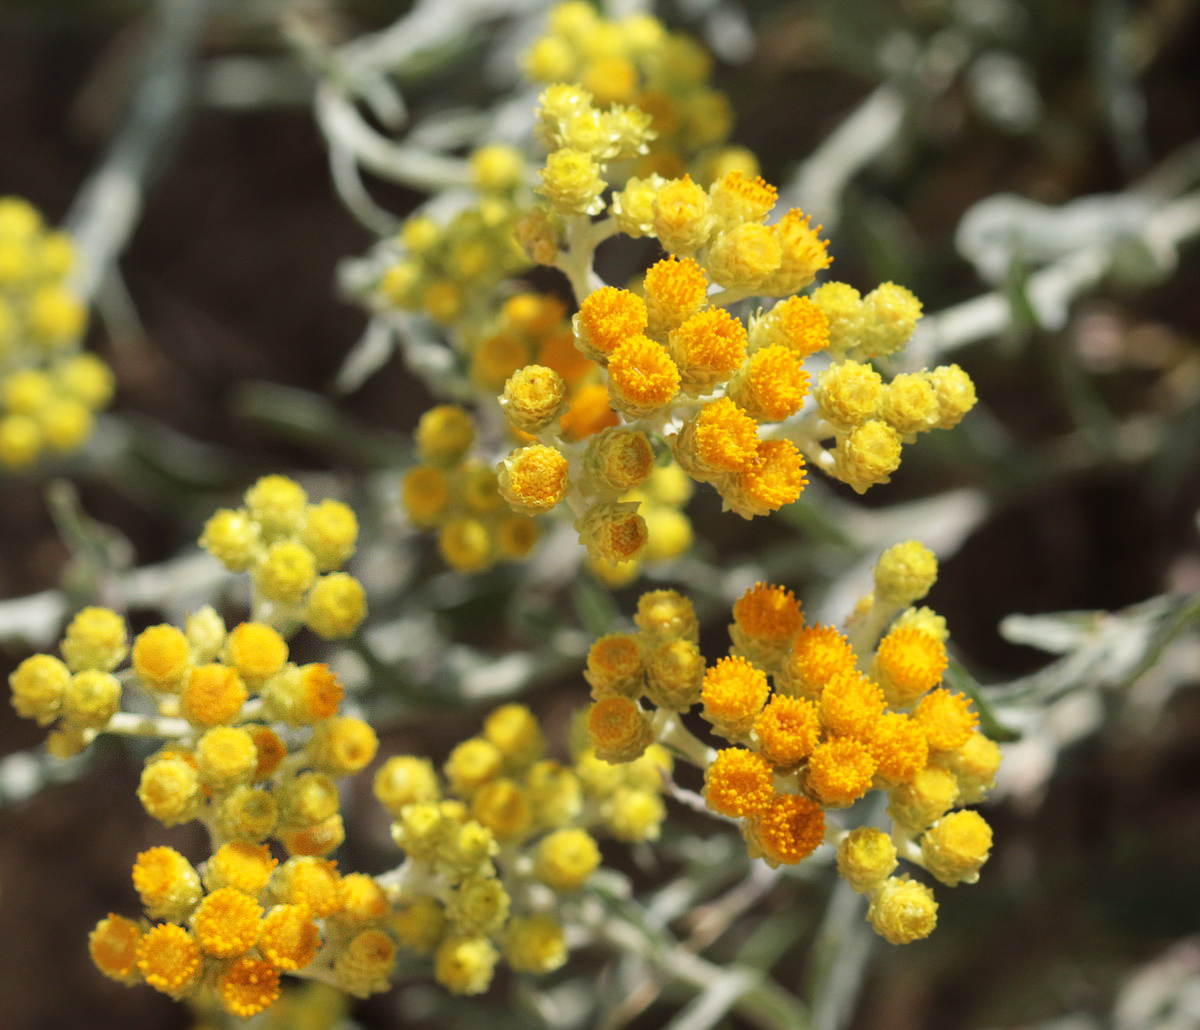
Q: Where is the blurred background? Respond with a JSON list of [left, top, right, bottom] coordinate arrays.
[[1, 1, 1199, 1028]]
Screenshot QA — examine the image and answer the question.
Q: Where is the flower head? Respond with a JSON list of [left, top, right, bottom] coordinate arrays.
[[701, 656, 770, 740], [606, 334, 680, 418], [746, 793, 825, 866], [668, 307, 747, 392], [643, 256, 708, 335], [703, 747, 774, 817]]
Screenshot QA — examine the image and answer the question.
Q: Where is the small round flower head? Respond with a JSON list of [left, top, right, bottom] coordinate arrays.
[[641, 504, 693, 562], [215, 785, 278, 842], [392, 895, 446, 955], [331, 929, 396, 999], [934, 730, 1002, 804], [61, 606, 127, 672], [747, 793, 825, 866], [181, 664, 247, 726], [868, 711, 930, 785], [536, 82, 595, 141], [776, 624, 857, 700], [308, 716, 379, 775], [645, 638, 705, 710], [41, 397, 93, 451], [761, 209, 831, 295], [605, 784, 666, 842], [708, 223, 782, 290], [281, 812, 346, 857], [483, 702, 544, 769], [131, 624, 191, 693], [701, 656, 770, 740], [538, 146, 606, 215], [587, 695, 654, 763], [867, 876, 938, 945], [673, 397, 759, 480], [445, 737, 503, 796], [704, 748, 774, 817], [816, 359, 884, 431], [302, 499, 359, 571], [559, 381, 620, 441], [837, 827, 898, 893], [9, 653, 69, 724], [820, 671, 886, 741], [374, 755, 441, 817], [874, 626, 948, 707], [438, 518, 494, 573], [498, 444, 570, 516], [45, 726, 88, 758], [606, 334, 680, 418], [583, 427, 655, 494], [888, 764, 959, 832], [218, 956, 281, 1018], [197, 726, 259, 789], [731, 582, 804, 668], [643, 255, 708, 336], [855, 282, 923, 359], [925, 363, 978, 429], [634, 588, 699, 642], [727, 345, 810, 423], [505, 913, 568, 974], [28, 283, 86, 344], [138, 756, 202, 826], [913, 689, 978, 753], [502, 365, 567, 434], [439, 816, 499, 879], [471, 778, 532, 843], [833, 420, 903, 494], [470, 142, 525, 192], [921, 809, 993, 886], [754, 695, 820, 769], [611, 173, 667, 237], [527, 759, 584, 830], [62, 669, 121, 729], [306, 572, 368, 639], [89, 914, 142, 984], [668, 307, 747, 393], [258, 905, 320, 971], [274, 857, 343, 918], [205, 841, 278, 894], [575, 287, 648, 361], [200, 508, 260, 571], [410, 400, 470, 465], [472, 330, 530, 391], [0, 414, 41, 467], [535, 827, 601, 891], [806, 736, 877, 807], [435, 935, 499, 995], [653, 175, 713, 254], [496, 514, 541, 560], [709, 171, 777, 229], [253, 541, 317, 603], [881, 373, 941, 437], [137, 923, 203, 996], [724, 438, 808, 519], [58, 352, 115, 408], [185, 605, 226, 663], [192, 886, 263, 958], [278, 770, 340, 828], [575, 500, 648, 565], [245, 474, 307, 539], [874, 541, 939, 607], [262, 662, 344, 726], [447, 874, 511, 937], [132, 847, 202, 921], [401, 466, 451, 529]]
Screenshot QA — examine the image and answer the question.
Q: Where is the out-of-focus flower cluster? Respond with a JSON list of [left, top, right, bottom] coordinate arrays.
[[0, 197, 113, 470], [373, 701, 672, 995], [582, 542, 1001, 945]]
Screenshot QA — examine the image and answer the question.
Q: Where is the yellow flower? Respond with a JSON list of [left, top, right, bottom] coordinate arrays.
[[727, 344, 810, 422], [761, 209, 831, 295], [538, 147, 607, 215], [137, 756, 201, 826], [192, 886, 263, 958], [306, 572, 368, 639], [746, 793, 825, 866], [273, 856, 343, 917], [438, 518, 494, 573], [217, 956, 281, 1018], [559, 381, 620, 440], [856, 282, 922, 359], [836, 827, 897, 893], [583, 426, 655, 494], [605, 785, 666, 842], [392, 895, 446, 955], [707, 223, 781, 289], [445, 737, 503, 796], [401, 466, 451, 529], [832, 420, 903, 494], [197, 726, 259, 789], [136, 923, 203, 996], [819, 670, 886, 741], [881, 372, 941, 436], [308, 716, 379, 775], [302, 499, 359, 571], [816, 359, 883, 431], [611, 174, 667, 237], [131, 624, 191, 692], [132, 846, 202, 921], [505, 913, 568, 974], [258, 904, 321, 970], [667, 307, 747, 392], [414, 404, 475, 467], [703, 747, 774, 817], [867, 876, 937, 944], [810, 281, 863, 353], [887, 764, 959, 832], [874, 541, 938, 606], [472, 330, 530, 391], [926, 363, 977, 429], [652, 175, 712, 254], [89, 914, 142, 984], [205, 841, 278, 894], [245, 474, 307, 539], [374, 755, 441, 817], [867, 712, 930, 785], [776, 624, 857, 699], [587, 695, 653, 763], [535, 827, 601, 891], [606, 334, 680, 417], [334, 929, 397, 997], [921, 809, 993, 886], [9, 653, 69, 725], [913, 688, 978, 752], [672, 396, 759, 481], [753, 695, 820, 769], [435, 935, 498, 995], [934, 730, 1001, 804], [572, 287, 650, 361], [634, 588, 699, 641], [806, 736, 876, 807], [469, 143, 526, 193], [502, 364, 567, 433], [200, 508, 261, 571], [498, 444, 570, 515], [254, 541, 317, 603], [643, 255, 708, 336], [874, 626, 947, 707], [701, 655, 770, 740], [644, 638, 705, 710], [585, 633, 644, 698], [574, 499, 648, 564], [723, 438, 807, 519], [471, 778, 533, 843], [730, 582, 804, 667], [61, 606, 127, 673], [708, 171, 777, 229]]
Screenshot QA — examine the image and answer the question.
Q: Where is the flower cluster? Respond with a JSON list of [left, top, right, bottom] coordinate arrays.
[[374, 702, 671, 994], [200, 474, 366, 639], [0, 197, 113, 470], [522, 2, 739, 180], [582, 543, 1001, 945]]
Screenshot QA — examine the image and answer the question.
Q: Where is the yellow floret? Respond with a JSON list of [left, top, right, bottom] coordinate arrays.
[[308, 716, 379, 775], [559, 381, 619, 441], [761, 209, 831, 295], [196, 726, 259, 789], [921, 809, 993, 886], [926, 363, 978, 429], [727, 344, 810, 422], [89, 914, 142, 984], [888, 764, 959, 832], [652, 174, 712, 254], [583, 426, 655, 494], [777, 624, 857, 699], [193, 886, 263, 958], [501, 365, 567, 434], [574, 500, 648, 565], [39, 398, 92, 452], [415, 404, 475, 467], [634, 588, 699, 641], [180, 664, 246, 727], [575, 287, 648, 361], [673, 396, 759, 480], [0, 413, 42, 467], [281, 812, 345, 857], [215, 786, 278, 842], [392, 895, 446, 955], [816, 359, 883, 431], [527, 760, 583, 828], [306, 572, 368, 639], [535, 827, 601, 891], [435, 935, 499, 995], [731, 582, 804, 666], [707, 223, 782, 290], [867, 876, 938, 944], [437, 518, 494, 573], [538, 146, 606, 215], [472, 330, 530, 391], [754, 695, 821, 769], [245, 474, 307, 538], [337, 873, 389, 927], [137, 923, 203, 996], [275, 856, 343, 917], [641, 503, 693, 562], [57, 352, 115, 409], [709, 171, 778, 229], [278, 770, 340, 828], [881, 373, 941, 436], [200, 508, 260, 571], [587, 695, 653, 763], [701, 655, 770, 740], [496, 514, 540, 560], [258, 904, 320, 971], [132, 846, 202, 921], [934, 730, 1002, 804], [819, 671, 886, 741], [61, 669, 119, 729], [224, 622, 287, 685], [481, 703, 543, 769], [874, 626, 948, 707], [747, 792, 825, 866], [61, 606, 127, 672], [836, 826, 898, 893], [334, 928, 397, 997], [913, 689, 978, 753], [833, 420, 903, 493], [703, 747, 774, 817], [401, 466, 451, 529], [373, 755, 441, 817], [302, 499, 358, 571], [810, 282, 862, 353], [498, 444, 570, 515], [606, 333, 681, 418], [868, 711, 930, 785], [505, 913, 568, 974], [28, 283, 86, 344], [667, 306, 747, 392], [253, 541, 317, 603], [262, 662, 345, 725], [806, 736, 877, 807], [470, 142, 525, 193], [471, 778, 533, 843], [724, 438, 808, 519], [206, 841, 278, 894], [645, 637, 705, 710], [611, 173, 667, 237], [874, 541, 939, 607], [9, 652, 69, 725], [643, 255, 708, 336], [138, 756, 202, 826], [4, 368, 53, 414], [605, 785, 666, 842], [856, 282, 923, 358], [447, 874, 511, 936], [445, 737, 503, 796], [218, 956, 281, 1018], [130, 624, 191, 693]]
